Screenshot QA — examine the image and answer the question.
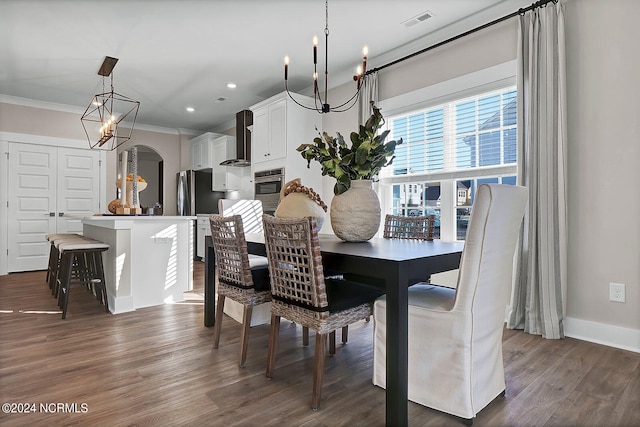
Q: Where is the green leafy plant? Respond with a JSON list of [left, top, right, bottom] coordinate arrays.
[[297, 104, 402, 195]]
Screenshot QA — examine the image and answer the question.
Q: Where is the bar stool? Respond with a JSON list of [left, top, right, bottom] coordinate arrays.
[[47, 234, 89, 296], [45, 233, 83, 285], [56, 239, 110, 319]]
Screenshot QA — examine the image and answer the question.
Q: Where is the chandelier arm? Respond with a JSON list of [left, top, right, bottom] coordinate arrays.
[[331, 84, 362, 110], [331, 89, 362, 113], [285, 82, 319, 112]]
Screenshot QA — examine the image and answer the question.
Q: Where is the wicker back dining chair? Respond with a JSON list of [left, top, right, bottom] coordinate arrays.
[[383, 214, 435, 240], [262, 214, 384, 410], [209, 214, 271, 368], [343, 213, 438, 293]]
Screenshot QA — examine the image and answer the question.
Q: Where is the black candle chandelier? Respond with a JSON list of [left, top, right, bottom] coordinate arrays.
[[81, 56, 140, 151], [284, 0, 368, 113]]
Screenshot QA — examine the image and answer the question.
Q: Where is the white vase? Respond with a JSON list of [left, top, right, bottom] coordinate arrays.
[[330, 180, 380, 242]]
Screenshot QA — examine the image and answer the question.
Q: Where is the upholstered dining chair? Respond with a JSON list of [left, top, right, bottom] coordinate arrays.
[[209, 214, 271, 368], [373, 184, 528, 425], [262, 214, 384, 410]]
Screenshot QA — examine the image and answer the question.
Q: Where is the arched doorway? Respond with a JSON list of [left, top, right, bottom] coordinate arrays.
[[119, 145, 164, 210]]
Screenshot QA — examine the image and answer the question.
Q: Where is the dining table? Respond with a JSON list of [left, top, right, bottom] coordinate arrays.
[[204, 233, 464, 426]]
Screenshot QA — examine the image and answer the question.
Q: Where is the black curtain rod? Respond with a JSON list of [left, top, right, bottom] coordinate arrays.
[[366, 0, 557, 75]]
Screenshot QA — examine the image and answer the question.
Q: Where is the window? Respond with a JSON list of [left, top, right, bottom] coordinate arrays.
[[381, 86, 518, 241]]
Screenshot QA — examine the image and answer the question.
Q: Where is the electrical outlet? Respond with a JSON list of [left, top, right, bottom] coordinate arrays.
[[609, 283, 625, 303]]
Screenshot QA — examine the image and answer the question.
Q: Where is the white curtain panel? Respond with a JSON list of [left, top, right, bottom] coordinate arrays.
[[358, 72, 379, 126], [508, 2, 567, 339]]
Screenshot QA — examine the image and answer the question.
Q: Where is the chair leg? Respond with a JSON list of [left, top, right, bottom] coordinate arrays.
[[311, 332, 327, 410], [93, 251, 109, 312], [303, 326, 310, 347], [59, 252, 74, 319], [266, 314, 281, 379], [239, 305, 253, 368], [329, 331, 336, 355], [342, 326, 348, 344], [213, 295, 225, 348]]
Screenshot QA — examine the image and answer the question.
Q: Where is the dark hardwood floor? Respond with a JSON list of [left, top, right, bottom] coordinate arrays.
[[1, 263, 638, 427]]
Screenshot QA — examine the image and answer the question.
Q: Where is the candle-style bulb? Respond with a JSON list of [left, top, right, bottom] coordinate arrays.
[[313, 35, 318, 65], [284, 56, 289, 80], [356, 65, 362, 76], [362, 46, 368, 75]]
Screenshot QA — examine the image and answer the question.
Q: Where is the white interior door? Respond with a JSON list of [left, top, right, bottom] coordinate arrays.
[[56, 147, 100, 234], [7, 143, 101, 272], [7, 143, 57, 272]]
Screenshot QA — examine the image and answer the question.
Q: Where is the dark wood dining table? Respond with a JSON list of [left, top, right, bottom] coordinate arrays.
[[204, 233, 464, 426]]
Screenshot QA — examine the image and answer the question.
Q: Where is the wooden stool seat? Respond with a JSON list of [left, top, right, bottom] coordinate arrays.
[[48, 235, 97, 295], [56, 240, 110, 319], [46, 233, 85, 285]]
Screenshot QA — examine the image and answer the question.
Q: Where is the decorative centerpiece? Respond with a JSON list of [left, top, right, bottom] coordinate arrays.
[[275, 178, 327, 230], [110, 147, 147, 215], [297, 104, 401, 241], [114, 173, 147, 213]]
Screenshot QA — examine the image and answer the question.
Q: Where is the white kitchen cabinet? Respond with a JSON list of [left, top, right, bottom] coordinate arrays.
[[196, 214, 211, 260], [212, 135, 241, 191], [190, 132, 220, 170], [252, 97, 287, 166], [250, 91, 323, 190]]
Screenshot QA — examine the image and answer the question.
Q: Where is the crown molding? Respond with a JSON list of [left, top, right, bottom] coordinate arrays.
[[0, 94, 201, 136], [0, 94, 85, 114]]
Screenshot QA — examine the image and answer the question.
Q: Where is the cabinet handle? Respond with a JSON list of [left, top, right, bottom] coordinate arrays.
[[58, 212, 65, 217], [46, 212, 55, 217]]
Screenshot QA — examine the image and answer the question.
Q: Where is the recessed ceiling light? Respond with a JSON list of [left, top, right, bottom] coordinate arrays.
[[226, 82, 237, 89], [186, 107, 195, 112]]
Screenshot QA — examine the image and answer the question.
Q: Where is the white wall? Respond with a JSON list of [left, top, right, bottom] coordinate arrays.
[[563, 0, 639, 348], [322, 0, 639, 350]]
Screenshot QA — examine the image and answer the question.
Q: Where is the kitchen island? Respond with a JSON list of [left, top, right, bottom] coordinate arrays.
[[83, 215, 196, 314]]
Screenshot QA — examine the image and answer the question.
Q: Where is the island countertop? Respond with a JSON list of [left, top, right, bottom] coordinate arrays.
[[83, 215, 196, 229]]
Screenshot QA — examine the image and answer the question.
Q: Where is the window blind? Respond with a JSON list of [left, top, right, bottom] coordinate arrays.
[[385, 87, 517, 179]]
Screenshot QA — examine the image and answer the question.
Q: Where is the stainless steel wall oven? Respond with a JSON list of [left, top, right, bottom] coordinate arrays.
[[254, 168, 284, 215]]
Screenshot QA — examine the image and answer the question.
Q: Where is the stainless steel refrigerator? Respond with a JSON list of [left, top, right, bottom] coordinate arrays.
[[177, 170, 225, 260], [176, 170, 225, 216]]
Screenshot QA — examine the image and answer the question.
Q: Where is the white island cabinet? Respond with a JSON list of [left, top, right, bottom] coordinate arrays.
[[82, 215, 196, 314]]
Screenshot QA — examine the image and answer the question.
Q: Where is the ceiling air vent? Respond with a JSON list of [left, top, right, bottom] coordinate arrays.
[[403, 10, 433, 28]]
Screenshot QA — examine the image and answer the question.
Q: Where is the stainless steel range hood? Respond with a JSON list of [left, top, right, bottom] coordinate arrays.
[[220, 110, 252, 167]]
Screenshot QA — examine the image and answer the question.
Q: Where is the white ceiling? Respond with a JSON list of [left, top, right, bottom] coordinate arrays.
[[0, 0, 531, 134]]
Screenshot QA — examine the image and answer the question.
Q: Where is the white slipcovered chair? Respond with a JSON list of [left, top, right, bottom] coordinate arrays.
[[373, 184, 528, 425]]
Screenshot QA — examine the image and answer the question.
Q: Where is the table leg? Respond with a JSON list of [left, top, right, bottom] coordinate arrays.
[[385, 266, 409, 427], [204, 236, 216, 327]]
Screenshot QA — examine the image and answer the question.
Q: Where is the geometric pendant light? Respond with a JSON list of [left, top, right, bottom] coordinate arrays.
[[81, 56, 140, 151]]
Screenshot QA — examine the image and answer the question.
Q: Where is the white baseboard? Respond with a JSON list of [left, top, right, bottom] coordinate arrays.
[[110, 296, 134, 314], [565, 317, 640, 353]]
